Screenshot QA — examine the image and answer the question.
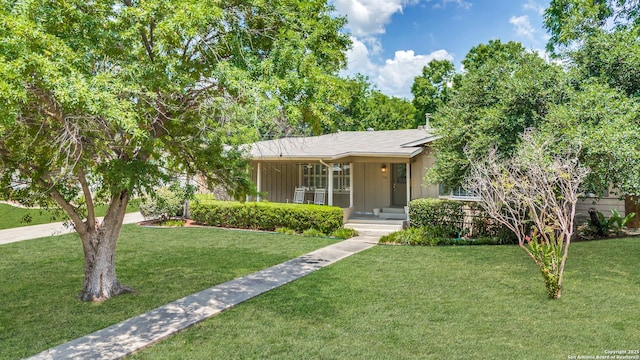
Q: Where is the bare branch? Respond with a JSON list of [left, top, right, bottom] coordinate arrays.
[[464, 129, 589, 298]]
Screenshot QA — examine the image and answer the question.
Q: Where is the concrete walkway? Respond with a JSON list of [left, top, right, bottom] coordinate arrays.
[[26, 221, 401, 360], [0, 212, 145, 245]]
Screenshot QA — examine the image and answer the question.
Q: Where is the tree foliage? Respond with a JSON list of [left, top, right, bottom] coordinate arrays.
[[544, 0, 640, 226], [411, 59, 455, 127], [0, 0, 350, 301], [427, 40, 566, 191]]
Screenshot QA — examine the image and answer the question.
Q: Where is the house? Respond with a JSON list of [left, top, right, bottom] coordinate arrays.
[[247, 128, 440, 219], [244, 127, 628, 222]]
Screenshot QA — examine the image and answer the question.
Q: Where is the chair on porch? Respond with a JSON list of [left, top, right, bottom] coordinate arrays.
[[308, 188, 326, 205], [287, 187, 305, 204]]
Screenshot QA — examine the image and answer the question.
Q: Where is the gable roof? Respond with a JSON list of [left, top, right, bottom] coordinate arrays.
[[250, 129, 438, 161]]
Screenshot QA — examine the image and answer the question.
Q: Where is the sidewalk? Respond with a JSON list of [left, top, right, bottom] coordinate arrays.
[[0, 212, 145, 245], [26, 222, 401, 360]]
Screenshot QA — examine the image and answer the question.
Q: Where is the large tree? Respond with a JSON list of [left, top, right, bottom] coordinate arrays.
[[426, 40, 566, 191], [0, 0, 350, 301], [544, 0, 640, 226], [410, 59, 456, 127]]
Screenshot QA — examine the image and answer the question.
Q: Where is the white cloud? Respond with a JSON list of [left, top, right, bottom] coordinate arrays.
[[523, 0, 545, 15], [430, 0, 472, 10], [344, 36, 378, 75], [375, 49, 453, 97], [334, 0, 456, 97], [343, 42, 453, 98], [334, 0, 413, 37], [510, 15, 535, 40]]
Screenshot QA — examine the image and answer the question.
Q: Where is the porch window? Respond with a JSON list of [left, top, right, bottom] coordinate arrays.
[[302, 164, 327, 189], [332, 163, 350, 192], [301, 163, 350, 191]]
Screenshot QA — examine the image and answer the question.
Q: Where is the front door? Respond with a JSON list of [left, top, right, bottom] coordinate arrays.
[[391, 163, 407, 206]]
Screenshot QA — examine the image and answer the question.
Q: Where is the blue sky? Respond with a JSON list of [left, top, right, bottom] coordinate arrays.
[[333, 0, 550, 98]]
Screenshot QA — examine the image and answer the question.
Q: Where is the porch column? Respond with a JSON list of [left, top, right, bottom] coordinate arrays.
[[349, 162, 354, 208], [406, 162, 411, 205], [256, 162, 262, 202], [327, 162, 334, 206]]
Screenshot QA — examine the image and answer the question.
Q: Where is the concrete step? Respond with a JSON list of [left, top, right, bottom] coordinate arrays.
[[344, 222, 403, 237], [378, 212, 407, 220], [381, 207, 406, 214]]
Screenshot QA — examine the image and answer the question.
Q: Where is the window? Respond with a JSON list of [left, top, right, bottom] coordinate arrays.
[[439, 184, 480, 201], [302, 164, 327, 189], [301, 163, 350, 191], [333, 163, 350, 192]]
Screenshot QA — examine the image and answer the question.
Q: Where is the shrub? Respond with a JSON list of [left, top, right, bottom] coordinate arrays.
[[302, 228, 326, 237], [275, 227, 297, 235], [378, 227, 501, 246], [160, 219, 185, 227], [140, 183, 195, 220], [331, 227, 359, 239], [409, 198, 464, 234], [408, 199, 518, 244], [191, 201, 343, 234], [582, 208, 637, 238]]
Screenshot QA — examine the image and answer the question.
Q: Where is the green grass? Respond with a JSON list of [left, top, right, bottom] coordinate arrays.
[[0, 199, 141, 230], [132, 238, 640, 360], [0, 225, 336, 359]]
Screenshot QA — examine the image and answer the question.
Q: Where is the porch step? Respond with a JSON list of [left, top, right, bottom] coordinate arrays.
[[378, 212, 407, 220], [346, 218, 405, 225], [344, 221, 403, 237], [381, 207, 406, 214]]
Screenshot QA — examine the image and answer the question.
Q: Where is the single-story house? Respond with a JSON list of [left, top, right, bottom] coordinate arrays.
[[244, 127, 627, 221], [248, 128, 440, 218]]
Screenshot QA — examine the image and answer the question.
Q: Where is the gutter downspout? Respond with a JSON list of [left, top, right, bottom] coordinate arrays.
[[318, 159, 333, 206]]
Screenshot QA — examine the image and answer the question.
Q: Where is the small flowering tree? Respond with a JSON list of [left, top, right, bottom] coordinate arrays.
[[465, 130, 589, 299]]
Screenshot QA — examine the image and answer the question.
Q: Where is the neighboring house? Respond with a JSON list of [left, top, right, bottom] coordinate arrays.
[[248, 128, 440, 218]]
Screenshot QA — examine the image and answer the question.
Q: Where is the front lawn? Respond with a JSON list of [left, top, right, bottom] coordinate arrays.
[[0, 225, 336, 359], [0, 199, 141, 230], [132, 238, 640, 359]]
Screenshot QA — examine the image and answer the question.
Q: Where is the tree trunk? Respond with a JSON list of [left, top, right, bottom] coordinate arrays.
[[78, 190, 134, 302], [624, 195, 640, 229]]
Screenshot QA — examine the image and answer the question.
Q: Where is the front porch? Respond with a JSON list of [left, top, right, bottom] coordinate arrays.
[[249, 160, 418, 216]]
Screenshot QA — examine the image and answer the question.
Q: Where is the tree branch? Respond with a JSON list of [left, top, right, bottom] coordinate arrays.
[[41, 178, 87, 235], [77, 167, 96, 231]]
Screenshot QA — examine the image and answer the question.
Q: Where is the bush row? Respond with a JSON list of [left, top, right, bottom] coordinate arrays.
[[378, 226, 500, 246], [409, 198, 517, 244], [190, 200, 344, 234]]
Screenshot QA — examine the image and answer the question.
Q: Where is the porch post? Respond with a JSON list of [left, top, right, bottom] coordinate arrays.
[[406, 162, 411, 205], [256, 162, 262, 202], [327, 162, 334, 206], [349, 162, 354, 208]]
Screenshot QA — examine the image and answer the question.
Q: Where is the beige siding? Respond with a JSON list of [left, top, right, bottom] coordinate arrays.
[[576, 196, 625, 221], [410, 148, 439, 200], [252, 163, 299, 203], [353, 162, 391, 213]]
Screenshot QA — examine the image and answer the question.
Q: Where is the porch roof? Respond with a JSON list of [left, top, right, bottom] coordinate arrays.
[[250, 129, 438, 162]]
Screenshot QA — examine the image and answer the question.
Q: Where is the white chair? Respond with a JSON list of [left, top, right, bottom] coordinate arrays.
[[289, 187, 305, 204], [309, 188, 325, 205]]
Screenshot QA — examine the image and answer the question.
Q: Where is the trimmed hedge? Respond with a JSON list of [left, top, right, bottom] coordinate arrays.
[[191, 200, 343, 234], [409, 198, 464, 234], [408, 198, 517, 244]]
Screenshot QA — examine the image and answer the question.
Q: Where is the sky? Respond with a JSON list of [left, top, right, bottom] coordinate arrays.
[[333, 0, 551, 98]]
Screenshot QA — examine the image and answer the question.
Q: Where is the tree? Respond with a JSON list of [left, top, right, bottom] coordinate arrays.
[[354, 91, 416, 131], [544, 0, 640, 55], [410, 59, 455, 127], [465, 130, 589, 299], [426, 40, 566, 191], [544, 0, 640, 226], [0, 0, 350, 301]]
